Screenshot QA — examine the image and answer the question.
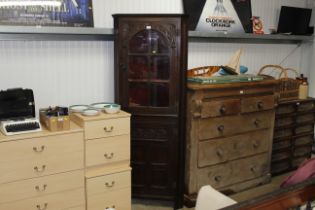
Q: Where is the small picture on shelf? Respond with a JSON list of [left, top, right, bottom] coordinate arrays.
[[0, 0, 93, 27]]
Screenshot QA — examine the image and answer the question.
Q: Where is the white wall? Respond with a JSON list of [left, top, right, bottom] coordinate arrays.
[[0, 0, 313, 114]]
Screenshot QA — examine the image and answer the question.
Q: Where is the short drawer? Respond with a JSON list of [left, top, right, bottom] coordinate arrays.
[[292, 156, 309, 168], [271, 149, 291, 162], [84, 117, 130, 139], [87, 187, 131, 210], [276, 104, 295, 115], [273, 128, 293, 139], [86, 170, 131, 195], [0, 170, 83, 204], [0, 188, 85, 210], [86, 135, 130, 167], [275, 116, 294, 127], [198, 110, 274, 140], [201, 99, 240, 118], [272, 138, 291, 151], [271, 160, 290, 175], [197, 153, 269, 189], [293, 146, 312, 157], [293, 135, 313, 146], [295, 124, 314, 135], [296, 113, 315, 124], [198, 130, 270, 167], [0, 132, 84, 183], [297, 101, 315, 112], [241, 95, 275, 113]]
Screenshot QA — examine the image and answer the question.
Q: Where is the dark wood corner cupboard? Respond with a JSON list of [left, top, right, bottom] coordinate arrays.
[[113, 14, 188, 208]]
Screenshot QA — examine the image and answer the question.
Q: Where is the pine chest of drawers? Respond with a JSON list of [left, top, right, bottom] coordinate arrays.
[[185, 80, 278, 205], [71, 111, 131, 210], [0, 122, 85, 210], [271, 98, 315, 175]]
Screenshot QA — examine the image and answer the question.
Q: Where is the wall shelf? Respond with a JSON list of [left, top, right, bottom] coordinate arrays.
[[0, 26, 312, 43]]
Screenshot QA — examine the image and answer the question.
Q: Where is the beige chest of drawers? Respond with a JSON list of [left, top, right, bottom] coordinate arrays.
[[71, 111, 131, 210], [0, 122, 85, 210], [184, 80, 278, 206]]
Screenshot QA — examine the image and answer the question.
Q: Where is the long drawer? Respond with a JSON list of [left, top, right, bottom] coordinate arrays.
[[198, 110, 274, 140], [87, 187, 131, 210], [198, 130, 270, 167], [0, 188, 85, 210], [84, 117, 130, 140], [197, 153, 269, 190], [0, 132, 83, 183], [0, 170, 83, 204], [85, 135, 130, 167]]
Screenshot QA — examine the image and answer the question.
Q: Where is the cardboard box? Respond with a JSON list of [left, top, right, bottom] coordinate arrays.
[[40, 109, 70, 132]]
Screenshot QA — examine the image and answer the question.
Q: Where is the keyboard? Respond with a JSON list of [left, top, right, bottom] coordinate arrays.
[[0, 118, 42, 136]]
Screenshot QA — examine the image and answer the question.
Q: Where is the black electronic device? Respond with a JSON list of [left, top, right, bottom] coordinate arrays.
[[277, 6, 313, 35], [0, 88, 35, 121]]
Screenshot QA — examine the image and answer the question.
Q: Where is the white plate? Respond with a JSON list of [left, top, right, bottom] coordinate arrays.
[[69, 105, 89, 113], [90, 102, 112, 110], [81, 109, 100, 116]]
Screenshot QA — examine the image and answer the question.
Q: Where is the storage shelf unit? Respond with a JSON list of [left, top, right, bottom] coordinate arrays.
[[0, 26, 312, 43]]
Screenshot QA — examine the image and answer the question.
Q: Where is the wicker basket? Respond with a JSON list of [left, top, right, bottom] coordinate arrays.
[[187, 66, 220, 77], [258, 65, 299, 101]]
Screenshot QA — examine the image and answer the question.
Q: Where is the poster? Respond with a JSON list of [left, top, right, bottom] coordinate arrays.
[[183, 0, 252, 33], [0, 0, 93, 27]]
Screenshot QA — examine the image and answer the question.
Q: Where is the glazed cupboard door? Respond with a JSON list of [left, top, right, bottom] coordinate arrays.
[[113, 15, 188, 209]]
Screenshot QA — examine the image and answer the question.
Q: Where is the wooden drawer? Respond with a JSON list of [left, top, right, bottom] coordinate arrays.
[[292, 156, 309, 168], [86, 170, 131, 195], [274, 128, 293, 139], [271, 160, 290, 175], [0, 133, 83, 183], [0, 170, 83, 204], [201, 99, 240, 118], [275, 117, 294, 127], [293, 135, 313, 146], [295, 124, 314, 135], [297, 101, 315, 112], [197, 153, 269, 189], [86, 135, 130, 167], [272, 149, 291, 162], [296, 113, 315, 124], [198, 130, 270, 167], [272, 138, 291, 151], [241, 95, 275, 113], [0, 188, 85, 210], [84, 117, 130, 139], [87, 187, 131, 210], [198, 110, 274, 140], [276, 104, 295, 115], [293, 146, 312, 157]]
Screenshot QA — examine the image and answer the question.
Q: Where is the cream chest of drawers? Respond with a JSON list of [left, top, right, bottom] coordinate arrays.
[[71, 111, 131, 210], [184, 80, 278, 205], [0, 122, 85, 210]]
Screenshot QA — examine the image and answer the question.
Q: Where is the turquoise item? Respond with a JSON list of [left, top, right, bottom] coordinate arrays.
[[218, 65, 248, 75]]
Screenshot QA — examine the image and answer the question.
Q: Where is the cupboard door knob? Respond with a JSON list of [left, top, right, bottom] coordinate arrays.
[[105, 205, 116, 210], [257, 101, 264, 110], [104, 126, 114, 132], [35, 184, 47, 192], [105, 181, 115, 188], [217, 125, 224, 132], [214, 176, 222, 182], [36, 203, 48, 210], [216, 149, 223, 157], [33, 146, 45, 153], [34, 165, 46, 173], [104, 152, 114, 159], [219, 105, 226, 114]]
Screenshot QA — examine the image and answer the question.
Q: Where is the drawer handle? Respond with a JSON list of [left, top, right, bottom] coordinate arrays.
[[217, 125, 224, 132], [219, 105, 226, 114], [36, 203, 48, 210], [105, 181, 115, 188], [214, 176, 222, 182], [35, 184, 47, 192], [34, 165, 46, 173], [216, 149, 223, 157], [33, 146, 45, 153], [105, 205, 116, 210], [257, 101, 264, 110], [104, 152, 114, 159], [250, 166, 257, 173], [104, 126, 114, 132], [253, 141, 259, 149], [254, 119, 260, 127]]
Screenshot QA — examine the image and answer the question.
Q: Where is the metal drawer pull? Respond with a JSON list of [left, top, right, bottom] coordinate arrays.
[[36, 203, 48, 210], [104, 152, 114, 159], [250, 166, 257, 172], [257, 101, 264, 109], [34, 165, 46, 173], [217, 125, 224, 132], [219, 105, 226, 114], [216, 149, 223, 157], [105, 181, 115, 188], [104, 126, 114, 132], [254, 119, 260, 127], [253, 141, 259, 149], [214, 176, 222, 182], [105, 205, 115, 210], [35, 184, 47, 192], [33, 146, 45, 153]]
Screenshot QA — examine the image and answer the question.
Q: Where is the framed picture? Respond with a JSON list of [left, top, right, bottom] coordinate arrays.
[[183, 0, 252, 33], [0, 0, 93, 27]]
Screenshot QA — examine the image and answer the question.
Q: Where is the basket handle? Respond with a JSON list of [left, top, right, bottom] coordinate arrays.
[[280, 68, 299, 78], [257, 65, 287, 79]]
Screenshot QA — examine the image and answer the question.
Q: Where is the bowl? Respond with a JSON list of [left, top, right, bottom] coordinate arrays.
[[90, 102, 113, 111], [69, 105, 90, 113], [104, 104, 121, 114], [81, 108, 100, 116]]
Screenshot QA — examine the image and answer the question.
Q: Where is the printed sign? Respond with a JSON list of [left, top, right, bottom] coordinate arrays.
[[0, 0, 93, 27]]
